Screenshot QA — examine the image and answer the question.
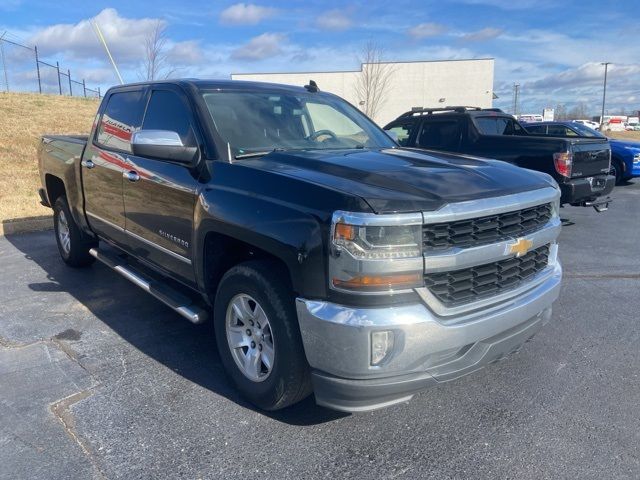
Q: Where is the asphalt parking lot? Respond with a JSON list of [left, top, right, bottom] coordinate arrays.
[[1, 182, 639, 480]]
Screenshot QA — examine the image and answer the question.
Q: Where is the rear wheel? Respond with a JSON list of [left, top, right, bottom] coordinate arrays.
[[53, 197, 96, 267], [610, 158, 624, 185], [214, 260, 311, 410]]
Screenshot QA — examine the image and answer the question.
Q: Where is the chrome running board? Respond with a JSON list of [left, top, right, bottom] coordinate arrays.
[[89, 248, 207, 324]]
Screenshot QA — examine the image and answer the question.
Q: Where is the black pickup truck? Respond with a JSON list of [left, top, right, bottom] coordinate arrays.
[[38, 80, 562, 412], [384, 107, 614, 211]]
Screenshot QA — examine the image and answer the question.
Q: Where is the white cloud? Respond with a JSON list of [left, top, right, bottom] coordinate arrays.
[[28, 8, 163, 63], [526, 62, 640, 92], [500, 29, 640, 67], [459, 27, 502, 42], [74, 67, 118, 84], [457, 0, 556, 10], [231, 33, 286, 60], [407, 23, 447, 40], [316, 10, 352, 31], [167, 40, 204, 65], [492, 59, 640, 115], [219, 3, 276, 25]]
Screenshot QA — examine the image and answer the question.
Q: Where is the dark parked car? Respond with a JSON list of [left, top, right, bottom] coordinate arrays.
[[523, 121, 640, 185], [384, 107, 614, 211], [38, 81, 562, 412]]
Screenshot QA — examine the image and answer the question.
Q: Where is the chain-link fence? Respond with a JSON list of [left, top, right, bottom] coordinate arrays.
[[0, 35, 101, 98]]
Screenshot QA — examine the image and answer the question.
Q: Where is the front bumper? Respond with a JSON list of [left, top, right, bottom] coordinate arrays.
[[560, 174, 615, 205], [296, 261, 562, 412]]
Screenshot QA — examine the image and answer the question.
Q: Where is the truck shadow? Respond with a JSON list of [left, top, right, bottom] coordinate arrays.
[[5, 231, 348, 426]]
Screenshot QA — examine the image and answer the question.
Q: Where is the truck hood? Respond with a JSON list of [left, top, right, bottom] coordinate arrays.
[[238, 148, 553, 213], [610, 138, 640, 150]]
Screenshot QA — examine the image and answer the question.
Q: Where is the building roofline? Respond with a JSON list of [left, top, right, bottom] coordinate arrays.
[[231, 58, 495, 77]]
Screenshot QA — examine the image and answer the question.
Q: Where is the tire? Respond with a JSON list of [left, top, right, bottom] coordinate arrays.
[[610, 158, 624, 185], [53, 197, 96, 268], [214, 260, 312, 410]]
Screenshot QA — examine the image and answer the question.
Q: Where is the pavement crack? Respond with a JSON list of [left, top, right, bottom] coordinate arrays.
[[50, 336, 94, 379], [0, 335, 43, 349], [50, 389, 107, 480], [0, 333, 96, 382], [2, 333, 106, 478], [564, 273, 640, 280]]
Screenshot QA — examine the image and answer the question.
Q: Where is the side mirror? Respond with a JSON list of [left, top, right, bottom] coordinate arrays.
[[131, 130, 199, 164], [386, 130, 399, 142]]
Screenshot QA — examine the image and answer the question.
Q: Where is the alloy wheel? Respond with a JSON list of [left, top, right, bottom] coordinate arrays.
[[57, 209, 71, 255], [225, 293, 275, 382]]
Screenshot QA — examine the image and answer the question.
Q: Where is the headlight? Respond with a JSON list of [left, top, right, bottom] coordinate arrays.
[[334, 223, 422, 258], [330, 211, 424, 293]]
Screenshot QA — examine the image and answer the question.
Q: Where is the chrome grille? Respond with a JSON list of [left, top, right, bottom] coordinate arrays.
[[424, 245, 550, 307], [423, 203, 552, 250]]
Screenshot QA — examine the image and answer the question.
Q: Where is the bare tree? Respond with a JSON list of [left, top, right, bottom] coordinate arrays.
[[554, 103, 568, 121], [353, 42, 395, 121], [140, 20, 175, 81], [568, 102, 589, 120]]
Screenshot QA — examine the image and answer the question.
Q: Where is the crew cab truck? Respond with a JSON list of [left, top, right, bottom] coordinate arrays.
[[384, 107, 614, 212], [38, 80, 562, 412]]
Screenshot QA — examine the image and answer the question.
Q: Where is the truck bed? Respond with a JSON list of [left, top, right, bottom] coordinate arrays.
[[38, 135, 89, 214]]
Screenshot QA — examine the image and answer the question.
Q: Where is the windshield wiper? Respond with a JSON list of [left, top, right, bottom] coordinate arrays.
[[234, 148, 284, 160]]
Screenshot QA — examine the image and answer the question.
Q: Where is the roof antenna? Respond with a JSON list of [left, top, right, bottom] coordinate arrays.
[[304, 80, 319, 92]]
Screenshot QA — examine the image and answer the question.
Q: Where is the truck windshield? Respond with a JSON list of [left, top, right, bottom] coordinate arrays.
[[201, 90, 395, 156]]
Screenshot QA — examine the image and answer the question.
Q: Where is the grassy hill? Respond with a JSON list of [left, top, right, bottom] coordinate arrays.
[[608, 130, 640, 141], [0, 92, 99, 222]]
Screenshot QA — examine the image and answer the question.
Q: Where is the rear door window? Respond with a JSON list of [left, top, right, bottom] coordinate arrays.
[[142, 89, 196, 147], [474, 116, 526, 136], [96, 90, 145, 152], [417, 120, 461, 150], [547, 125, 565, 136], [525, 125, 547, 134]]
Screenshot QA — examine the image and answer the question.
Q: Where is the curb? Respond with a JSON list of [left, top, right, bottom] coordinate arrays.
[[0, 216, 53, 236]]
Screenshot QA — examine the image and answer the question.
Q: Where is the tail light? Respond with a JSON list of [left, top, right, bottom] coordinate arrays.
[[553, 152, 573, 177]]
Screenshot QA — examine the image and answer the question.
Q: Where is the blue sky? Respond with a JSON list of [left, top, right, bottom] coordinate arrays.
[[1, 0, 639, 115]]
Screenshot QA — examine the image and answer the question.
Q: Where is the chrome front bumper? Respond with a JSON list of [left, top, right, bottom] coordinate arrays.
[[295, 261, 562, 412]]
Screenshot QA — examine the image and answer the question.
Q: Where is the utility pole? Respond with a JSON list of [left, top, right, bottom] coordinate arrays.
[[0, 32, 9, 92], [512, 83, 520, 117], [600, 62, 611, 128], [34, 45, 42, 93]]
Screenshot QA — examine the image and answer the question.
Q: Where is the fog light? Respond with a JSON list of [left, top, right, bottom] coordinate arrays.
[[371, 330, 394, 366]]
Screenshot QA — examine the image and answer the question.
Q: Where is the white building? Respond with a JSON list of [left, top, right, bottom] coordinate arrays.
[[232, 58, 495, 126]]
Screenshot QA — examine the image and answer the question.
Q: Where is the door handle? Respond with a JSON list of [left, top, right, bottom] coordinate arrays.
[[81, 159, 95, 169], [124, 171, 140, 182]]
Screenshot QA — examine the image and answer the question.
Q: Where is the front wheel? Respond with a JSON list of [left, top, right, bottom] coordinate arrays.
[[214, 260, 311, 410], [53, 197, 96, 267]]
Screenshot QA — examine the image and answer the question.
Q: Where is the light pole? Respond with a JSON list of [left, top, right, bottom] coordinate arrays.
[[600, 62, 611, 128]]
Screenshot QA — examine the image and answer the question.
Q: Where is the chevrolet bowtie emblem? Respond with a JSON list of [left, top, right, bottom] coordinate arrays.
[[508, 238, 533, 257]]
